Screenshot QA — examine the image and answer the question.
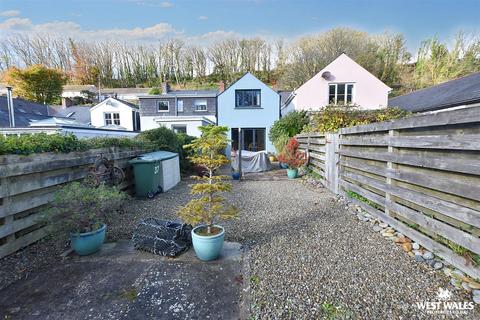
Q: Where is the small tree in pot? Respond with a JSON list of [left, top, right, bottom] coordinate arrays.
[[177, 125, 238, 261], [43, 182, 127, 255], [277, 137, 307, 179]]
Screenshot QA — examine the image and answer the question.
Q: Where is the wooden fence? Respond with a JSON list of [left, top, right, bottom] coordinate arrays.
[[298, 106, 480, 279], [0, 147, 145, 259]]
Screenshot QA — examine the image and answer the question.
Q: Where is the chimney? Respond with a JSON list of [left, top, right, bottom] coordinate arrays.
[[6, 86, 15, 128], [218, 81, 225, 93], [62, 97, 73, 108], [161, 81, 170, 94]]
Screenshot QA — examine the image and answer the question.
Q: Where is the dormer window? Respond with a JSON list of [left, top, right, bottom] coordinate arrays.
[[235, 89, 261, 108], [329, 83, 354, 104], [194, 99, 207, 111]]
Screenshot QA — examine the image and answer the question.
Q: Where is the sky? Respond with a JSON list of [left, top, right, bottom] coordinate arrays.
[[0, 0, 479, 52]]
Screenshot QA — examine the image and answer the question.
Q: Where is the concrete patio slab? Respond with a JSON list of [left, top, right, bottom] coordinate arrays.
[[0, 241, 246, 320]]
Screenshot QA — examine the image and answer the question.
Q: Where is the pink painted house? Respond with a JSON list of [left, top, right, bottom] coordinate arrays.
[[281, 53, 391, 116]]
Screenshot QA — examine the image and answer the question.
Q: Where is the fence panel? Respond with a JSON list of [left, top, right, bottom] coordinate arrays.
[[0, 148, 145, 259], [336, 106, 480, 279]]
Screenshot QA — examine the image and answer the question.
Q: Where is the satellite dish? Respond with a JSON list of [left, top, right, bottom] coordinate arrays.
[[321, 71, 331, 80]]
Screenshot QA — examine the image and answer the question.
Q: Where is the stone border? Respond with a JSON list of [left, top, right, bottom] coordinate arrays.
[[339, 195, 480, 305]]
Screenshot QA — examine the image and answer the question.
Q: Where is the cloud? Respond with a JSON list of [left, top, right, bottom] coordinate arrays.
[[128, 0, 173, 8], [0, 16, 251, 47], [0, 10, 20, 17], [198, 16, 208, 21], [0, 18, 33, 31], [0, 18, 181, 41], [160, 1, 173, 7]]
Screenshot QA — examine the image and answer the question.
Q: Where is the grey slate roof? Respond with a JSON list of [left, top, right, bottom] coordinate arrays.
[[113, 98, 139, 109], [139, 89, 218, 99], [0, 96, 52, 127], [278, 90, 293, 107], [49, 105, 92, 124], [389, 72, 480, 112]]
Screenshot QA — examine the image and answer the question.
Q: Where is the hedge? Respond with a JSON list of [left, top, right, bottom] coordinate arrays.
[[0, 133, 151, 156]]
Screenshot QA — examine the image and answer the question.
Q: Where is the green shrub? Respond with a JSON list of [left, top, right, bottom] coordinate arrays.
[[136, 127, 180, 152], [148, 87, 161, 95], [269, 111, 309, 154], [273, 134, 290, 154], [304, 105, 409, 133], [136, 127, 196, 172], [43, 181, 127, 234], [0, 133, 148, 156]]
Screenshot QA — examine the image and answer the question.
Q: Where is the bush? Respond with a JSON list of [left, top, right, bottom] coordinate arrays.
[[43, 182, 127, 234], [304, 105, 409, 133], [136, 127, 180, 152], [136, 127, 196, 172], [148, 87, 161, 95], [277, 137, 307, 169], [273, 134, 290, 155], [269, 111, 309, 153], [0, 133, 148, 156]]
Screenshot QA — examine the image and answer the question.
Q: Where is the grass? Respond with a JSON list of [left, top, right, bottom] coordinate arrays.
[[321, 302, 343, 319], [119, 288, 138, 301], [250, 275, 260, 287], [437, 235, 480, 266], [345, 189, 382, 210]]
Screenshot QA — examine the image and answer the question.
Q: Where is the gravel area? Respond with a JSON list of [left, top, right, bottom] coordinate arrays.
[[1, 174, 479, 319]]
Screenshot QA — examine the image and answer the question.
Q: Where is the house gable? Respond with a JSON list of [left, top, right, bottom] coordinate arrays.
[[90, 97, 139, 131], [217, 72, 280, 153], [291, 53, 391, 112]]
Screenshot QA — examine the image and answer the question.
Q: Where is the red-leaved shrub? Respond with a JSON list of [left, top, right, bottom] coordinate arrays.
[[277, 137, 307, 169]]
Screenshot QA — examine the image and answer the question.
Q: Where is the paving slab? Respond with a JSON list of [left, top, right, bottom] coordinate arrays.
[[0, 241, 246, 320]]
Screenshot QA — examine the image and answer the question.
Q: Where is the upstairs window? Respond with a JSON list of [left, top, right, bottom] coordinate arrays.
[[177, 100, 184, 112], [104, 112, 120, 125], [235, 89, 261, 108], [157, 100, 169, 112], [329, 83, 354, 105], [194, 99, 208, 112]]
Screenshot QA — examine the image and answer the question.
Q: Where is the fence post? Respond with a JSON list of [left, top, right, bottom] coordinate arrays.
[[325, 133, 340, 194], [385, 129, 398, 216]]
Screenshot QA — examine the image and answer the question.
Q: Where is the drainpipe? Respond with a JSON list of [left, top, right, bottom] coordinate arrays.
[[238, 128, 242, 180], [175, 96, 178, 116], [6, 86, 15, 128]]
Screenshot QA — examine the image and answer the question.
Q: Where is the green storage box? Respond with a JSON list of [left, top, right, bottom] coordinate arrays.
[[129, 151, 179, 198]]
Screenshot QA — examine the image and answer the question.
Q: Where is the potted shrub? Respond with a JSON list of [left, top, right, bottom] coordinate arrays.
[[44, 182, 126, 255], [278, 137, 307, 179], [178, 125, 238, 261]]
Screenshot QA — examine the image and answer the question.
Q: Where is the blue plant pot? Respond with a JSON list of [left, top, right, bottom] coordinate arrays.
[[287, 168, 298, 179], [280, 163, 288, 169], [70, 224, 106, 256], [191, 225, 225, 261], [232, 172, 240, 180]]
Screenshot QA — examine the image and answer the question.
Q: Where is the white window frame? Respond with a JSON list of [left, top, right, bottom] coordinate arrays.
[[177, 100, 184, 112], [104, 112, 120, 126], [328, 83, 354, 105], [171, 124, 187, 134], [194, 99, 208, 112], [157, 100, 170, 112]]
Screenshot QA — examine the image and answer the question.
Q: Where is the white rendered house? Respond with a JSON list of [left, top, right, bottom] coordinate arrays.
[[90, 97, 140, 131]]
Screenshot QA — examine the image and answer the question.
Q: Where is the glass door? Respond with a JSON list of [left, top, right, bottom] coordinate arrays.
[[231, 128, 266, 152]]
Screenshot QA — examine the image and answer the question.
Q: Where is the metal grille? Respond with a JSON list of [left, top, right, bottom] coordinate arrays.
[[132, 218, 192, 257]]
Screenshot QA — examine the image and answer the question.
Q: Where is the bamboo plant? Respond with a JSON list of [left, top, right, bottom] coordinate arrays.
[[178, 125, 238, 235]]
